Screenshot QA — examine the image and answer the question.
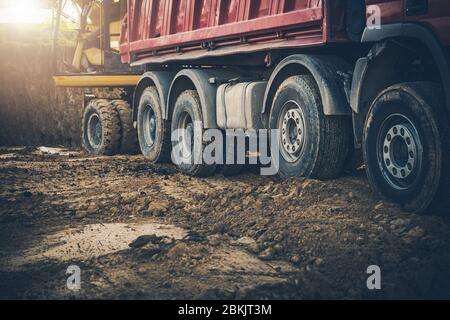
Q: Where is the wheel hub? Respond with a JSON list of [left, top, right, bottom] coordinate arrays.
[[143, 105, 157, 147], [179, 112, 194, 159], [149, 117, 156, 134], [382, 123, 418, 179], [87, 114, 102, 147], [280, 105, 305, 162]]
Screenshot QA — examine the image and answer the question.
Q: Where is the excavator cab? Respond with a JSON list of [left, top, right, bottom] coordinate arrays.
[[69, 0, 127, 73], [53, 0, 141, 87]]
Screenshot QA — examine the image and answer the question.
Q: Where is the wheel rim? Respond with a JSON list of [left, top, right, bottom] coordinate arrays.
[[143, 105, 157, 147], [87, 114, 102, 148], [377, 113, 423, 190], [177, 111, 194, 161], [278, 100, 306, 163]]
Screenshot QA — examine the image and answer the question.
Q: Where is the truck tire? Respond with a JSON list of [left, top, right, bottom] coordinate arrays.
[[137, 87, 171, 163], [363, 82, 450, 214], [171, 90, 217, 177], [82, 99, 121, 156], [269, 75, 351, 179], [112, 100, 139, 155]]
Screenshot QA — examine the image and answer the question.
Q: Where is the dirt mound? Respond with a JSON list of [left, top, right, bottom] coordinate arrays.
[[0, 148, 450, 299]]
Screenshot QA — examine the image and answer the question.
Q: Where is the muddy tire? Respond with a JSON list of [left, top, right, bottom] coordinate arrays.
[[269, 75, 352, 179], [112, 100, 139, 155], [171, 90, 217, 177], [137, 87, 172, 163], [363, 82, 450, 214], [82, 99, 121, 156]]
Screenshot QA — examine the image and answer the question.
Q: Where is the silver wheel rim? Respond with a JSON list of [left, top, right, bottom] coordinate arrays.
[[377, 114, 423, 190], [143, 105, 157, 147], [278, 100, 306, 163], [178, 111, 194, 161], [87, 114, 102, 148]]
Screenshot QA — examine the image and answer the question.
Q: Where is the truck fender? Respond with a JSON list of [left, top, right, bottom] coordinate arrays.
[[167, 69, 241, 129], [132, 71, 175, 121], [351, 23, 450, 147], [355, 23, 450, 113], [262, 54, 353, 118]]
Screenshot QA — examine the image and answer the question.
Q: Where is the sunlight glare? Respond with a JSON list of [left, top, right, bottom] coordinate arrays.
[[0, 0, 51, 25]]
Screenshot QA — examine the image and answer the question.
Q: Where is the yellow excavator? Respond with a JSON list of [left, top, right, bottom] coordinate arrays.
[[52, 0, 141, 156], [53, 0, 140, 88]]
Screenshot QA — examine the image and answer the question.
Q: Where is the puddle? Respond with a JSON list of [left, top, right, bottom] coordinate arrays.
[[3, 221, 187, 269]]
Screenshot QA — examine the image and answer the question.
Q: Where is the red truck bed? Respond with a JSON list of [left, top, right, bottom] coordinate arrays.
[[119, 0, 345, 66]]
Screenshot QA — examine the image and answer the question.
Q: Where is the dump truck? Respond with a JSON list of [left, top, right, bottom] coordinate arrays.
[[53, 0, 450, 214]]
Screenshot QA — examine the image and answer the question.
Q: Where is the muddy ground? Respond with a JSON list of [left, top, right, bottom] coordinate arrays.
[[0, 147, 449, 300]]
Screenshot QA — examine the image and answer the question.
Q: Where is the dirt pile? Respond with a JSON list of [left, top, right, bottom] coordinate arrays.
[[1, 148, 450, 299]]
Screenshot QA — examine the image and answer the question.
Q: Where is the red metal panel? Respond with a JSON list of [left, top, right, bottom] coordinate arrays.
[[284, 0, 318, 13], [132, 8, 322, 49], [218, 0, 241, 25], [149, 0, 165, 38], [248, 0, 272, 19], [365, 0, 404, 24], [237, 0, 247, 21], [270, 0, 280, 14], [405, 0, 450, 46], [365, 0, 450, 45], [169, 0, 189, 34], [192, 0, 213, 30], [121, 0, 325, 64]]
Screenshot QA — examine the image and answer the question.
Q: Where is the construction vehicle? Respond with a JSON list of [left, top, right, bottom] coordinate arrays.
[[53, 0, 450, 214]]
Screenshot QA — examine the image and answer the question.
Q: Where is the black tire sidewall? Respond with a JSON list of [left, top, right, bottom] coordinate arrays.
[[82, 104, 102, 154], [114, 100, 139, 155], [171, 91, 207, 175], [269, 77, 320, 178], [363, 87, 442, 212], [137, 88, 165, 162]]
